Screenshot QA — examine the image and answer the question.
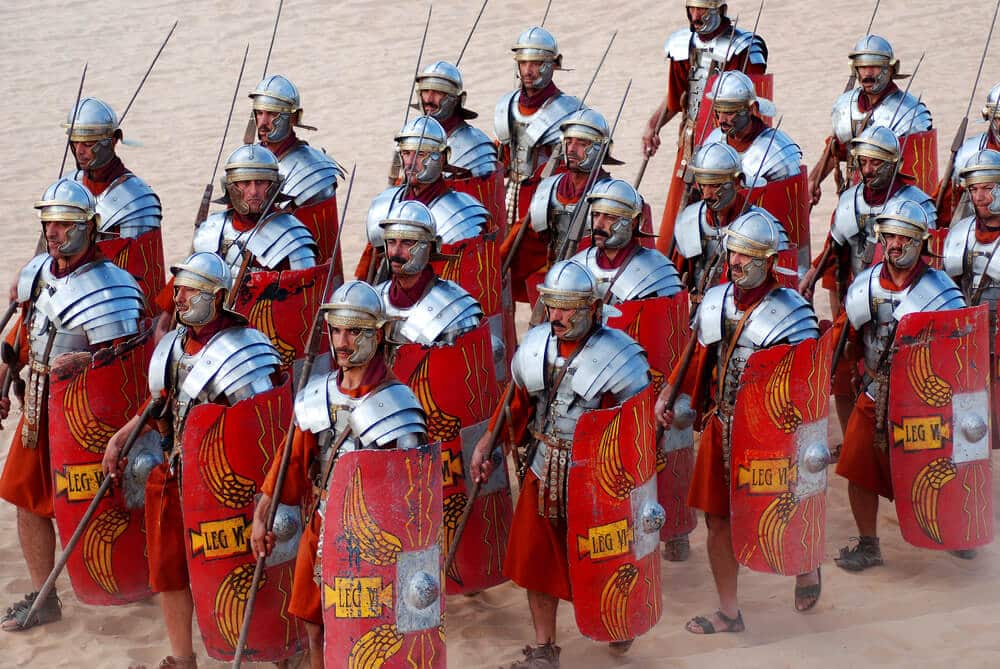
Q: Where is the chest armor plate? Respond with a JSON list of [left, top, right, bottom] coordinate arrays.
[[861, 279, 903, 381], [846, 192, 880, 278], [510, 103, 549, 181], [29, 276, 90, 361], [716, 292, 761, 411]]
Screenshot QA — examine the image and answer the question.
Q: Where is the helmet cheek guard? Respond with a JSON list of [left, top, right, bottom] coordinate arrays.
[[265, 111, 295, 143], [731, 255, 769, 289], [57, 222, 93, 256], [178, 290, 219, 327]]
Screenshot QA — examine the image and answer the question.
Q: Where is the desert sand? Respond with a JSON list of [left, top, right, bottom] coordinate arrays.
[[2, 0, 999, 667]]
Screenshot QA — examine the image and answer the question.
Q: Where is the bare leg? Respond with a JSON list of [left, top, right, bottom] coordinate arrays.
[[527, 590, 559, 645], [17, 509, 55, 589], [847, 482, 879, 537], [704, 513, 739, 618], [304, 621, 323, 669], [159, 588, 195, 658], [834, 395, 855, 443]]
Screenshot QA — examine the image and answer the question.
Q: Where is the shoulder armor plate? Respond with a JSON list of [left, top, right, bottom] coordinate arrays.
[[511, 325, 553, 394], [365, 186, 406, 248], [527, 94, 582, 148], [294, 370, 333, 433], [350, 381, 426, 448], [95, 173, 162, 237], [845, 267, 878, 329], [697, 283, 731, 345], [871, 90, 933, 138], [148, 328, 181, 397], [529, 175, 561, 233], [278, 143, 345, 207], [246, 212, 317, 270], [942, 216, 975, 278], [664, 29, 692, 60], [742, 129, 802, 184], [430, 190, 489, 244], [394, 280, 483, 346], [448, 124, 498, 178], [569, 327, 650, 403], [180, 327, 281, 405], [493, 90, 519, 144], [192, 211, 228, 254], [893, 269, 966, 321], [17, 254, 50, 303], [741, 289, 819, 347], [610, 248, 684, 302], [831, 185, 863, 244], [674, 203, 705, 258], [952, 133, 989, 183]]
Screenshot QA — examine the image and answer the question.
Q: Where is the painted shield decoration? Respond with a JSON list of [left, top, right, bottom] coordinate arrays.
[[322, 445, 445, 668], [730, 330, 834, 575], [848, 129, 939, 196], [231, 263, 329, 368], [567, 386, 663, 642], [742, 170, 811, 273], [392, 324, 511, 595], [447, 169, 506, 236], [694, 73, 775, 141], [605, 293, 697, 541], [97, 228, 166, 312], [49, 336, 155, 605], [889, 305, 993, 550], [291, 195, 343, 276], [181, 379, 306, 662]]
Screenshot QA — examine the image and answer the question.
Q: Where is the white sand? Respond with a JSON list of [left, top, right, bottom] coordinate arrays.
[[2, 0, 999, 666]]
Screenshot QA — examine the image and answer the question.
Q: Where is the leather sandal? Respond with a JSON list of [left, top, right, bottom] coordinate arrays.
[[794, 567, 822, 612], [685, 609, 744, 634]]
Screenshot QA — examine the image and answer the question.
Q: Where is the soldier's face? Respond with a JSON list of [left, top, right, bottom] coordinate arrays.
[[881, 232, 918, 267], [330, 325, 375, 363], [71, 140, 97, 166], [386, 238, 416, 272], [856, 66, 884, 94], [591, 212, 617, 248], [43, 220, 79, 256], [254, 110, 279, 141], [233, 179, 271, 214], [969, 182, 999, 218], [858, 156, 887, 184], [518, 61, 544, 89], [420, 90, 447, 116], [400, 149, 430, 182], [173, 285, 198, 313], [563, 137, 592, 170]]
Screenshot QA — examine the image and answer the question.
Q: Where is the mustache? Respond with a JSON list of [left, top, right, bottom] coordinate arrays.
[[389, 256, 408, 265], [592, 230, 610, 239], [861, 77, 877, 84], [335, 347, 354, 355]]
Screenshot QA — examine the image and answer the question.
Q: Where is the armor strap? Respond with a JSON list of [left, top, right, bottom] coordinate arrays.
[[717, 290, 769, 415], [21, 324, 57, 450]]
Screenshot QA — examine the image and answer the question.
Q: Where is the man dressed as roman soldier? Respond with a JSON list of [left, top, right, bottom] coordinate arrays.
[[495, 27, 580, 249], [471, 260, 659, 667], [809, 35, 933, 206], [248, 75, 345, 269], [251, 281, 428, 669], [935, 83, 1000, 225], [656, 212, 825, 634], [502, 108, 621, 303], [102, 252, 283, 668], [642, 0, 767, 250], [0, 179, 146, 631]]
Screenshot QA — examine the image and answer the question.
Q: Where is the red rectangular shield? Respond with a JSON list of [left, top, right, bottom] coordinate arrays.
[[97, 228, 166, 313]]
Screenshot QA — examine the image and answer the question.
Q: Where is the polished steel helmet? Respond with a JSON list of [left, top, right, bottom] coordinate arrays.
[[559, 108, 622, 168], [63, 97, 120, 142], [705, 71, 775, 116], [725, 210, 782, 259], [537, 260, 598, 309], [249, 74, 308, 142], [587, 178, 642, 249], [170, 251, 233, 294], [685, 0, 725, 6], [34, 178, 98, 223], [415, 60, 475, 121], [959, 149, 1000, 185], [874, 199, 930, 240], [379, 201, 438, 274], [689, 142, 743, 184], [848, 34, 898, 69], [512, 26, 561, 62], [981, 82, 1000, 120], [395, 116, 449, 183], [849, 125, 900, 163], [322, 280, 387, 330], [220, 144, 281, 215]]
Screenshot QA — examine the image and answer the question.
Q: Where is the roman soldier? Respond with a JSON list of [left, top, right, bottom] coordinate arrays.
[[809, 35, 934, 206], [0, 179, 146, 631], [673, 142, 791, 292], [656, 212, 823, 634], [570, 178, 683, 305], [642, 0, 767, 250], [801, 125, 935, 437], [248, 75, 346, 268], [501, 108, 620, 303], [251, 280, 428, 669], [935, 83, 1000, 225], [471, 260, 656, 667], [356, 115, 491, 281], [373, 201, 484, 347], [834, 201, 968, 570], [101, 251, 283, 668], [495, 26, 580, 231]]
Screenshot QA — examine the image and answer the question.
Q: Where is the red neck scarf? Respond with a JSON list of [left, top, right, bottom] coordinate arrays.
[[596, 238, 639, 270], [338, 354, 391, 398], [50, 244, 103, 279], [262, 133, 300, 159], [388, 267, 436, 308], [230, 210, 258, 232], [405, 178, 450, 206], [733, 274, 778, 311], [518, 82, 560, 114], [183, 312, 245, 353], [82, 157, 127, 197], [862, 173, 911, 206], [878, 259, 927, 291], [727, 116, 767, 153], [975, 217, 1000, 244], [857, 81, 900, 114], [438, 115, 463, 135]]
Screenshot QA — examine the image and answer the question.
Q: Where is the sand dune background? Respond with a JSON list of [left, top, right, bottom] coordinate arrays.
[[2, 0, 999, 666]]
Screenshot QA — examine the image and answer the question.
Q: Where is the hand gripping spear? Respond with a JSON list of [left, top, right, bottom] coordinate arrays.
[[230, 164, 356, 668], [934, 0, 1000, 215], [243, 0, 284, 144], [194, 45, 250, 238]]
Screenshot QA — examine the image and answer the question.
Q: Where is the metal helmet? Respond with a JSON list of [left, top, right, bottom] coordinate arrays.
[[64, 97, 121, 169], [587, 178, 642, 249], [874, 199, 929, 269], [379, 201, 439, 275], [221, 144, 282, 216], [321, 280, 387, 367], [706, 70, 776, 117], [850, 125, 900, 190], [559, 108, 621, 170], [170, 251, 233, 327], [415, 60, 472, 121], [725, 210, 781, 289], [512, 26, 563, 88], [537, 260, 598, 340], [959, 149, 1000, 215], [395, 116, 450, 184], [35, 178, 99, 256], [981, 82, 1000, 120], [686, 0, 725, 34], [248, 74, 303, 143], [690, 142, 742, 211], [847, 34, 899, 94]]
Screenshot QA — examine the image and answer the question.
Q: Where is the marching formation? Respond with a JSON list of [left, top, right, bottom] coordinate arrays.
[[1, 1, 999, 668]]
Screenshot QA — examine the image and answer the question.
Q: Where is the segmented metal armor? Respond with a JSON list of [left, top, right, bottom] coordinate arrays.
[[572, 246, 684, 304], [375, 279, 483, 346], [705, 126, 802, 184], [277, 143, 345, 208], [72, 171, 162, 239], [366, 186, 490, 247], [192, 210, 317, 273]]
